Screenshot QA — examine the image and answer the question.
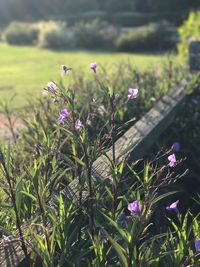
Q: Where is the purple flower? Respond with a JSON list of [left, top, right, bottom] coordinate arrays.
[[166, 200, 179, 213], [61, 65, 72, 75], [58, 108, 70, 124], [57, 154, 62, 161], [192, 98, 198, 105], [98, 105, 106, 115], [117, 212, 126, 223], [128, 200, 141, 215], [15, 134, 21, 140], [47, 82, 57, 92], [128, 88, 138, 99], [168, 153, 177, 167], [90, 63, 97, 73], [75, 119, 84, 130], [195, 239, 200, 252], [172, 142, 181, 152]]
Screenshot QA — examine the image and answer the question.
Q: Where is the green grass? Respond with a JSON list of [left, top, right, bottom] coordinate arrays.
[[0, 43, 174, 109]]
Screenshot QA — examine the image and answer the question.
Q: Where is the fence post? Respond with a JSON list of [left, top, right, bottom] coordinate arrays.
[[189, 41, 200, 72]]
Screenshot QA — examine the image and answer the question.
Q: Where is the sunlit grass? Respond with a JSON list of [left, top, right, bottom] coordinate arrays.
[[0, 43, 175, 109]]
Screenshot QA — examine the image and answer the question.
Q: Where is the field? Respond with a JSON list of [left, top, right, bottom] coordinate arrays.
[[0, 43, 173, 109]]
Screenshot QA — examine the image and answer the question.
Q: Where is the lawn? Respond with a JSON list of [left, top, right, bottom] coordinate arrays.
[[0, 43, 173, 109]]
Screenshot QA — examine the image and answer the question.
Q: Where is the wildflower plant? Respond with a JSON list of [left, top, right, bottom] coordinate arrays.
[[0, 61, 199, 266]]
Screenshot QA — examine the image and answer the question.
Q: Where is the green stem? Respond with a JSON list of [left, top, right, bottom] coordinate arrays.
[[85, 152, 95, 238], [0, 154, 29, 262], [110, 95, 117, 215]]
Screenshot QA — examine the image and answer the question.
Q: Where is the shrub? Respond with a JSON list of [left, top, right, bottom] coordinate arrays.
[[115, 22, 178, 52], [65, 11, 107, 26], [112, 12, 149, 27], [111, 12, 168, 27], [42, 30, 75, 50], [73, 19, 116, 49], [115, 29, 152, 52], [111, 11, 185, 28], [99, 22, 119, 48], [80, 11, 107, 23], [38, 19, 117, 50], [3, 22, 39, 45], [37, 20, 75, 50], [0, 27, 3, 41], [178, 11, 200, 61], [150, 22, 179, 50]]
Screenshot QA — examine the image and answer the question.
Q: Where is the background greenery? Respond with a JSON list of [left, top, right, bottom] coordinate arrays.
[[178, 11, 200, 61], [0, 0, 199, 26], [1, 20, 179, 52], [0, 43, 173, 109]]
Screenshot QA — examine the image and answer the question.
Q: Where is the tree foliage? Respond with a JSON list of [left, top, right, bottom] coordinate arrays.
[[0, 0, 199, 25], [178, 11, 200, 61]]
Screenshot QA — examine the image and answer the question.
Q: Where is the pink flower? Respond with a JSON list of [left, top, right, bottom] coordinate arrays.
[[75, 119, 84, 130], [98, 105, 106, 115], [90, 63, 97, 73], [128, 88, 138, 99], [58, 108, 70, 124], [168, 153, 177, 167], [47, 81, 57, 92], [166, 200, 179, 213]]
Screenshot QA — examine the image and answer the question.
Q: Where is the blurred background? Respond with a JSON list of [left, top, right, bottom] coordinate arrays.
[[0, 0, 199, 27], [0, 0, 199, 108]]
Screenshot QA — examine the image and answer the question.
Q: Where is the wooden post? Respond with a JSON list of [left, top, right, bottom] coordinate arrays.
[[189, 41, 200, 72]]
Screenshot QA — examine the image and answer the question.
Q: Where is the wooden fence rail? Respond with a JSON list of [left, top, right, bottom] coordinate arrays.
[[0, 78, 189, 266]]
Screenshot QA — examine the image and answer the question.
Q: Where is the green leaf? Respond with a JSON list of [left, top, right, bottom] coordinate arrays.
[[103, 229, 128, 267], [20, 191, 37, 202], [98, 210, 128, 243], [108, 85, 113, 98], [151, 191, 179, 205], [16, 178, 23, 211]]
